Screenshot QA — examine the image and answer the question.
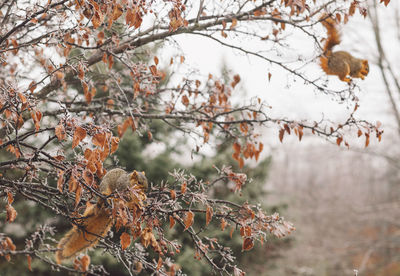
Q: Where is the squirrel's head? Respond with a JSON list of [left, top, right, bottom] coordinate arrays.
[[361, 60, 369, 76], [130, 170, 148, 193]]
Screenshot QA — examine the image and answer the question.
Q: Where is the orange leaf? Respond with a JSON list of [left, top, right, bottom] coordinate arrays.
[[72, 126, 87, 149], [206, 206, 213, 226], [112, 4, 123, 20], [36, 110, 42, 121], [5, 237, 16, 250], [6, 144, 21, 158], [27, 255, 32, 271], [97, 31, 105, 40], [106, 99, 114, 109], [230, 18, 237, 29], [78, 64, 84, 80], [336, 137, 343, 146], [83, 83, 92, 104], [149, 65, 158, 76], [156, 256, 163, 271], [16, 114, 24, 129], [6, 204, 17, 223], [181, 95, 189, 107], [222, 20, 227, 29], [120, 232, 131, 250], [233, 142, 241, 154], [184, 211, 194, 230], [28, 81, 37, 93], [242, 238, 254, 251], [232, 152, 240, 161], [18, 92, 27, 104], [108, 54, 114, 69], [91, 12, 103, 29], [84, 148, 93, 160], [240, 226, 251, 237], [349, 1, 357, 15], [284, 124, 291, 134], [170, 189, 176, 200], [221, 218, 227, 231], [298, 127, 303, 141], [169, 215, 175, 229], [154, 56, 159, 65], [279, 128, 284, 142], [110, 137, 119, 154], [102, 52, 107, 64], [365, 133, 370, 148], [55, 124, 66, 141], [87, 160, 97, 173], [118, 117, 133, 137], [238, 157, 244, 169], [7, 192, 13, 205], [230, 227, 234, 238], [181, 181, 187, 194], [126, 8, 134, 26], [357, 129, 362, 137], [83, 169, 94, 186], [92, 132, 106, 148]]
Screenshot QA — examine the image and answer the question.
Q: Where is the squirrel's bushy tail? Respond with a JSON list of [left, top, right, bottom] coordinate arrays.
[[320, 14, 341, 74], [56, 204, 112, 264]]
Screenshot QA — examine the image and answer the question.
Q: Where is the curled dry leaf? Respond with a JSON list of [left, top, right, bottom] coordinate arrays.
[[242, 238, 254, 251], [170, 189, 176, 200], [206, 206, 213, 226], [92, 132, 106, 148], [5, 237, 16, 251], [230, 18, 237, 29], [184, 211, 194, 230], [7, 192, 13, 204], [221, 218, 227, 231], [120, 232, 131, 250], [72, 126, 87, 149], [110, 137, 120, 154], [6, 204, 17, 223], [74, 184, 82, 208], [279, 128, 285, 142], [55, 124, 66, 141], [169, 215, 176, 229], [181, 181, 187, 194], [27, 255, 32, 271]]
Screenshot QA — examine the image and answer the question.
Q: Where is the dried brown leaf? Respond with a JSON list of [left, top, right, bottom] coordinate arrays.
[[242, 238, 254, 251], [184, 211, 194, 230], [120, 232, 131, 250], [206, 206, 213, 226], [6, 204, 17, 223]]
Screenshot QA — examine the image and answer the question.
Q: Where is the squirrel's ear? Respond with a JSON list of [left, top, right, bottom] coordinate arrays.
[[142, 171, 145, 175]]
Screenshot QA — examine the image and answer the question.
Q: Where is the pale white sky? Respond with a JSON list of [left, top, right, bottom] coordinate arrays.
[[166, 8, 396, 152]]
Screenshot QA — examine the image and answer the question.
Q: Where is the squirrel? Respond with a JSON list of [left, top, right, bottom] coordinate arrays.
[[56, 168, 148, 264], [319, 14, 369, 83]]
